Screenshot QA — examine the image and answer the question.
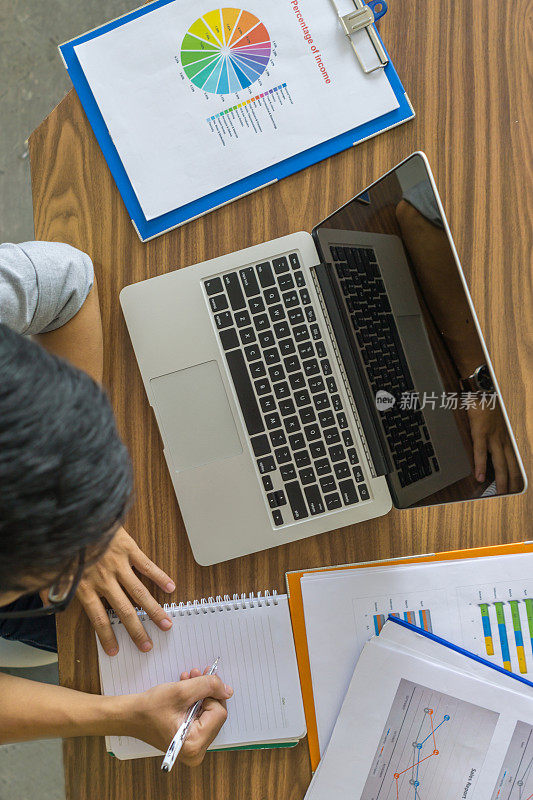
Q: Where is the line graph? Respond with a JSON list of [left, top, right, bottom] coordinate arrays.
[[359, 680, 498, 800], [492, 722, 533, 800]]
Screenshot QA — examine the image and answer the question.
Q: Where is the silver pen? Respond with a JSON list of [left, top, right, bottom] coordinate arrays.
[[161, 657, 220, 773]]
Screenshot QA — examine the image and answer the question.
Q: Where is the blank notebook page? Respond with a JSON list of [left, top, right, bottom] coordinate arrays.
[[97, 594, 305, 759]]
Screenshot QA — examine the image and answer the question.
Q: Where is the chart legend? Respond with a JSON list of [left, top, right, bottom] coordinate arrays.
[[207, 83, 294, 145], [181, 9, 271, 95], [491, 721, 533, 800]]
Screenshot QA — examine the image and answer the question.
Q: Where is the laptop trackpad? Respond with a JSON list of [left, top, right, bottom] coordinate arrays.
[[150, 361, 242, 472]]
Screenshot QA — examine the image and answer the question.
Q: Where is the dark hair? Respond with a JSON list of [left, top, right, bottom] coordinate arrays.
[[0, 323, 133, 592]]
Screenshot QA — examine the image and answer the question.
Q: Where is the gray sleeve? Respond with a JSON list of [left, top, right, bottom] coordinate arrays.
[[0, 241, 94, 335], [403, 182, 444, 229]]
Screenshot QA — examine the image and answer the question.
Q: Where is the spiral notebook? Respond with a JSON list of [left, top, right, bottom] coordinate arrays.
[[97, 591, 306, 759]]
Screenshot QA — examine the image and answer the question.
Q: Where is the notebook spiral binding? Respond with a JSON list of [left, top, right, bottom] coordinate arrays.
[[109, 591, 278, 623]]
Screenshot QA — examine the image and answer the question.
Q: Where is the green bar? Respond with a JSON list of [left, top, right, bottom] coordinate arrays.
[[495, 601, 505, 626], [510, 600, 521, 632]]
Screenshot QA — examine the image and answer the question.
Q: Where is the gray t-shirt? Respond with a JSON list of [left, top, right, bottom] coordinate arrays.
[[0, 241, 94, 335]]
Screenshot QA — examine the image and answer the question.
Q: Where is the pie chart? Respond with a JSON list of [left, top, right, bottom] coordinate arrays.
[[180, 8, 272, 95]]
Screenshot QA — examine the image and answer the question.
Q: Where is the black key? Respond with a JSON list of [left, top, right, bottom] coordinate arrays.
[[270, 429, 286, 447], [339, 479, 359, 505], [264, 347, 280, 365], [240, 327, 256, 345], [254, 313, 270, 331], [358, 484, 370, 501], [262, 474, 273, 491], [285, 481, 309, 520], [288, 308, 305, 325], [320, 474, 336, 493], [250, 362, 266, 379], [274, 490, 286, 506], [284, 355, 300, 373], [274, 381, 291, 400], [274, 321, 290, 339], [240, 267, 260, 297], [342, 430, 354, 447], [314, 393, 330, 411], [310, 323, 321, 341], [294, 389, 311, 407], [279, 399, 296, 417], [265, 412, 281, 430], [310, 441, 326, 459], [225, 350, 264, 436], [220, 328, 239, 351], [325, 493, 342, 511], [295, 450, 311, 468], [280, 339, 296, 356], [280, 464, 297, 481], [289, 253, 301, 269], [300, 289, 311, 305], [275, 446, 291, 465], [332, 394, 343, 411], [347, 448, 359, 465], [425, 442, 435, 457], [321, 359, 332, 376], [278, 274, 295, 291], [249, 296, 265, 314], [299, 467, 316, 485], [304, 485, 325, 515], [257, 262, 275, 288], [205, 277, 223, 295], [305, 306, 316, 323], [303, 358, 320, 377], [260, 395, 276, 412], [326, 377, 337, 393], [299, 406, 316, 424], [304, 423, 321, 441], [329, 445, 345, 463], [259, 331, 275, 348], [298, 342, 314, 359], [273, 256, 290, 274], [269, 365, 285, 383], [257, 456, 276, 474], [353, 465, 364, 482], [210, 294, 228, 312], [215, 311, 233, 329], [318, 410, 335, 427], [293, 325, 309, 342], [289, 433, 306, 451], [309, 376, 325, 393], [272, 509, 283, 526], [324, 428, 341, 445], [334, 462, 351, 480], [423, 426, 430, 440], [223, 273, 246, 310], [289, 372, 306, 390], [432, 457, 440, 472], [283, 290, 299, 308], [269, 304, 285, 322], [255, 378, 271, 396], [294, 271, 306, 287], [264, 287, 280, 305], [245, 343, 261, 362], [235, 310, 251, 327], [285, 416, 301, 434], [316, 341, 327, 358], [251, 434, 271, 457], [315, 458, 332, 476], [267, 492, 280, 509]]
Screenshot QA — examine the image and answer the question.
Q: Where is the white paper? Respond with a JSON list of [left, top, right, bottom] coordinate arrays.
[[300, 553, 533, 754], [73, 0, 400, 220]]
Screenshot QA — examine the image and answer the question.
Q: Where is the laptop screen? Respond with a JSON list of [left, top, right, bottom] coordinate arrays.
[[313, 153, 525, 508]]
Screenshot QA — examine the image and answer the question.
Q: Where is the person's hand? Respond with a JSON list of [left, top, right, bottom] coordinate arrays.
[[123, 673, 233, 766], [76, 526, 176, 656], [467, 404, 522, 494]]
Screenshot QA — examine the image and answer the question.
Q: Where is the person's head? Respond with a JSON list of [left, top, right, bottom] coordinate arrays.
[[0, 323, 133, 609]]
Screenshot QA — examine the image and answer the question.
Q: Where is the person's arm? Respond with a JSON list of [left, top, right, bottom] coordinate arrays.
[[0, 672, 232, 766]]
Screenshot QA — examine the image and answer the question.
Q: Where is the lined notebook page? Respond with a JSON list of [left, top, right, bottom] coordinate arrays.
[[97, 594, 305, 759]]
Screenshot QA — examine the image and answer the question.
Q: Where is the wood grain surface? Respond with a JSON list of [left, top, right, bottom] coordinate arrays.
[[28, 1, 532, 798]]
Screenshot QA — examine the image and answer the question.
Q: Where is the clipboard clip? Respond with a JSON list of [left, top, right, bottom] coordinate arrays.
[[336, 0, 389, 73]]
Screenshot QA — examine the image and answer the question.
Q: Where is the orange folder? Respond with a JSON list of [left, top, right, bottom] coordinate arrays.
[[285, 540, 533, 771]]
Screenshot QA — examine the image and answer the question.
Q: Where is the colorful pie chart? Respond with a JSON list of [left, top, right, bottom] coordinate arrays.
[[180, 8, 272, 95]]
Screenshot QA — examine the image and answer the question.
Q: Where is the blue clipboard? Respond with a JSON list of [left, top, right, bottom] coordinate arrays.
[[59, 0, 414, 242], [387, 615, 533, 690]]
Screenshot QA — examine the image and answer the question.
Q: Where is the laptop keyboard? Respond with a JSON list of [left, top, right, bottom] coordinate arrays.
[[204, 253, 369, 527], [331, 245, 440, 488]]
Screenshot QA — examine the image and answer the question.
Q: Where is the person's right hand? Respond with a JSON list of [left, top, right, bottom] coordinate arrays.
[[123, 673, 233, 767]]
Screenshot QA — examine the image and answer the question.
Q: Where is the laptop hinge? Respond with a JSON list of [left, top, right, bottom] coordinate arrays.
[[311, 262, 392, 478]]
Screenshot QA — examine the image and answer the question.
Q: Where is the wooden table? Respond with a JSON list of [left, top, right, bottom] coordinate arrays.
[[28, 1, 532, 798]]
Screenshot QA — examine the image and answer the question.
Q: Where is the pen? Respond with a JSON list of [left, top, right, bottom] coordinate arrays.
[[161, 656, 220, 773]]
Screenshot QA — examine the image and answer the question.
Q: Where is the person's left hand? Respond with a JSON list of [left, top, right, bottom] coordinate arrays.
[[75, 526, 176, 656]]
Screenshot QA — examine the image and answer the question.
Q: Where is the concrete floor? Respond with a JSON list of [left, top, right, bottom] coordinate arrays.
[[0, 3, 135, 796]]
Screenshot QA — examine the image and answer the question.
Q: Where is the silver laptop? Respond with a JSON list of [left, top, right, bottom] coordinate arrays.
[[120, 153, 526, 564]]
